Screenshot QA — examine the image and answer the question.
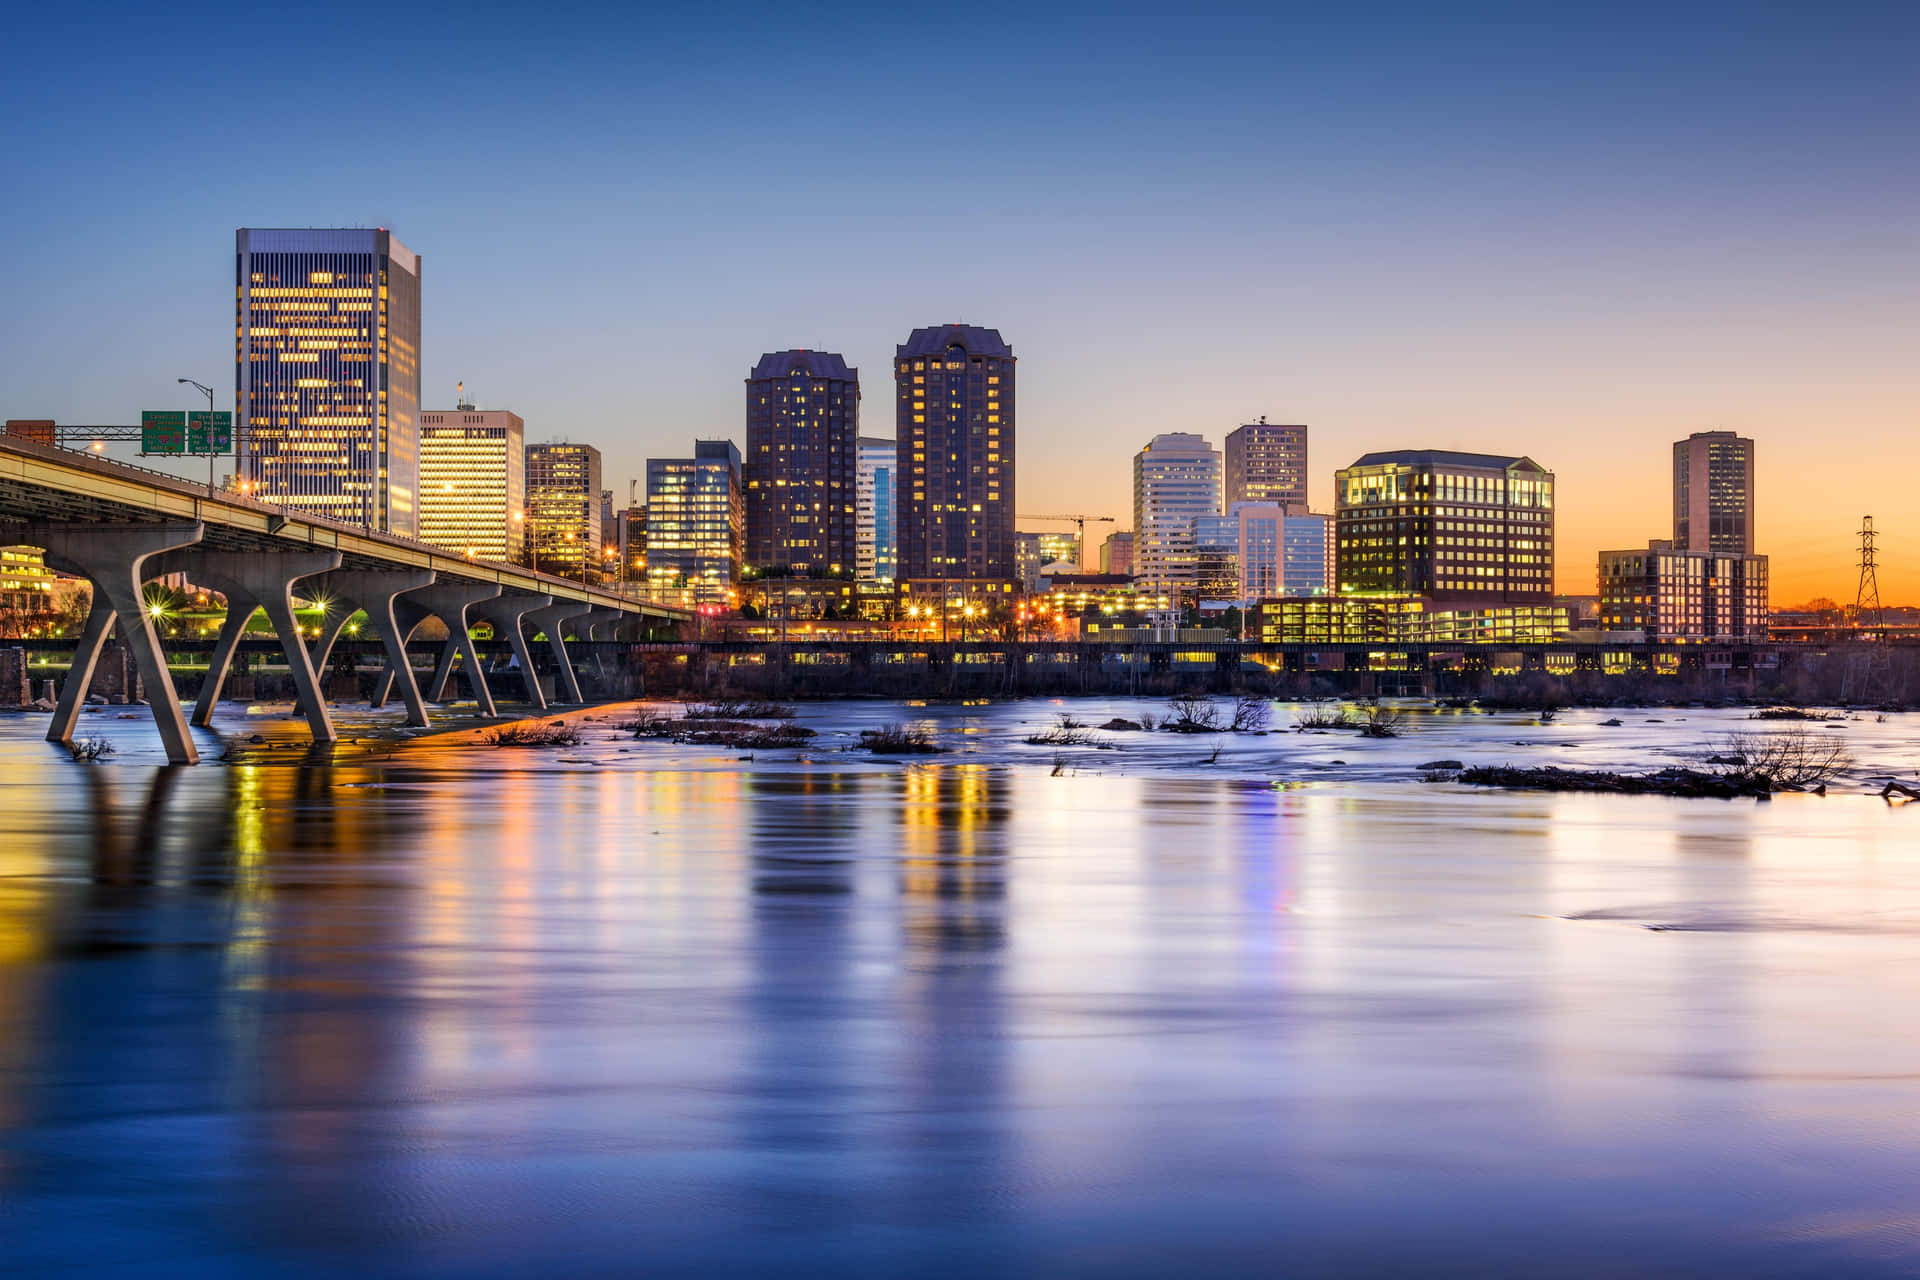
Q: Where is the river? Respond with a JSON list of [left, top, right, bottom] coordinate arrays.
[[2, 698, 1919, 1275]]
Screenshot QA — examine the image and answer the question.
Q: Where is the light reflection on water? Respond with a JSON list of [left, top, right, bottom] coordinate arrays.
[[1, 704, 1920, 1275]]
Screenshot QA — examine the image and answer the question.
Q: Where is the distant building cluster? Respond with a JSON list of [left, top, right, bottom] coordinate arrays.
[[0, 224, 1772, 642]]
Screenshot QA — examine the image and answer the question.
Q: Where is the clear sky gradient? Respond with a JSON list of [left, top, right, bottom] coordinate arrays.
[[4, 1, 1915, 603]]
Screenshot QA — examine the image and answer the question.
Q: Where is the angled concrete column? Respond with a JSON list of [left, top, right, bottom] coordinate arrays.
[[16, 521, 205, 764], [468, 592, 551, 709], [304, 569, 437, 727], [579, 607, 626, 679], [395, 582, 501, 718], [525, 603, 595, 704], [157, 549, 342, 741]]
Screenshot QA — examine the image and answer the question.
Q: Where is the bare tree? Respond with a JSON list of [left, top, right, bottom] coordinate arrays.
[[1230, 695, 1271, 732]]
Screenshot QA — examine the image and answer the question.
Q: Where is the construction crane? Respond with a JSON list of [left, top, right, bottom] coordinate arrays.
[[1017, 513, 1117, 572]]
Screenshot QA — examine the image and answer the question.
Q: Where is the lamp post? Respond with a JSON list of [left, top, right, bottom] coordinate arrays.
[[176, 377, 216, 495]]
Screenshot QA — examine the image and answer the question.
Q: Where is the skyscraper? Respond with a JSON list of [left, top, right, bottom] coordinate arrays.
[[1673, 430, 1755, 554], [1334, 449, 1554, 601], [236, 228, 421, 533], [1132, 433, 1222, 597], [856, 436, 897, 582], [526, 443, 603, 580], [895, 325, 1016, 595], [745, 350, 859, 573], [1224, 419, 1308, 509], [418, 406, 525, 563], [646, 440, 743, 605], [1100, 531, 1135, 577]]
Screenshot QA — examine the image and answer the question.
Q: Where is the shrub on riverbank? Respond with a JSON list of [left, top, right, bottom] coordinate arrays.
[[860, 724, 941, 754]]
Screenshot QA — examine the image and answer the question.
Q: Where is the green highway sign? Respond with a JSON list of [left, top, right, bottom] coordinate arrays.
[[188, 410, 233, 454], [141, 410, 186, 455]]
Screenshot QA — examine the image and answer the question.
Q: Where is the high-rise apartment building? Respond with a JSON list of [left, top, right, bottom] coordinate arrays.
[[1224, 419, 1308, 509], [1673, 430, 1755, 554], [418, 408, 525, 563], [895, 325, 1016, 593], [1132, 433, 1223, 597], [1335, 450, 1554, 602], [1599, 540, 1769, 642], [526, 443, 603, 580], [236, 228, 421, 534], [1100, 531, 1135, 577], [646, 440, 743, 605], [855, 436, 897, 582], [745, 350, 859, 573]]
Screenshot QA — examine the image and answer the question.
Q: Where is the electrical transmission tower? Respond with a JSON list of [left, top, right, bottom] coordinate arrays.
[[1855, 515, 1882, 629], [1846, 515, 1894, 706]]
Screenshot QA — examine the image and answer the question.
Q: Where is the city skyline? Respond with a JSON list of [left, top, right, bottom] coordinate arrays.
[[4, 4, 1916, 603]]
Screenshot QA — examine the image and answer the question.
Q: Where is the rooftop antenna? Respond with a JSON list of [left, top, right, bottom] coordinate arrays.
[[456, 380, 475, 412]]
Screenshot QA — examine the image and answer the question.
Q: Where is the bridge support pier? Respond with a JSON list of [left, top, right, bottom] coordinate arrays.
[[525, 604, 594, 704], [388, 583, 501, 719], [159, 549, 344, 742], [308, 569, 439, 727], [19, 521, 206, 765], [579, 607, 624, 680], [469, 592, 552, 709]]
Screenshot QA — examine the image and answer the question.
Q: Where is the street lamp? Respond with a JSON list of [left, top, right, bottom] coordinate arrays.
[[177, 377, 217, 495]]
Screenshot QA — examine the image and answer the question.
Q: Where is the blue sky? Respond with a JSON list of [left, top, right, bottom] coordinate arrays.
[[4, 1, 1916, 597]]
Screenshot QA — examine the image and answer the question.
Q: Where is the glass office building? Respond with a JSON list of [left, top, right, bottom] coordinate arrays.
[[646, 440, 743, 605], [856, 436, 897, 582], [236, 228, 421, 534]]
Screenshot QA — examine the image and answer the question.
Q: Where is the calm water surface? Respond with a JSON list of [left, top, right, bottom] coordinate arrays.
[[3, 699, 1920, 1276]]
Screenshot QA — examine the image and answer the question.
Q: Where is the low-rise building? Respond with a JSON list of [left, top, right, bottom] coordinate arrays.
[[1597, 540, 1768, 642]]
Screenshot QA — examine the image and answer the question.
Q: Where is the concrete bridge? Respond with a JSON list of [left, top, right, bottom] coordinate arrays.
[[0, 434, 687, 763]]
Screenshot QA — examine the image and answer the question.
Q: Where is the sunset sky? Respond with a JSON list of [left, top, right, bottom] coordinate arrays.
[[3, 2, 1915, 603]]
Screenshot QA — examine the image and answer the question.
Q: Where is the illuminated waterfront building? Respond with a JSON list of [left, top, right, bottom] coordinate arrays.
[[418, 406, 524, 563], [1598, 541, 1769, 642], [1335, 450, 1554, 602], [855, 436, 896, 583], [1224, 418, 1308, 509], [0, 546, 56, 619], [526, 443, 603, 580], [1133, 433, 1222, 598], [896, 325, 1016, 596], [1261, 596, 1568, 644], [745, 350, 859, 573], [236, 228, 421, 533], [1673, 430, 1755, 554], [646, 440, 743, 605]]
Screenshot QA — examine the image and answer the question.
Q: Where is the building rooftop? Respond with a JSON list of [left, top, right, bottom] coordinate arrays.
[[748, 349, 856, 381], [897, 325, 1014, 359], [1347, 449, 1548, 472]]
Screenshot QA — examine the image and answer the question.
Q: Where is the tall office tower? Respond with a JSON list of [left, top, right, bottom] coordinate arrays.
[[896, 325, 1016, 590], [1132, 433, 1223, 597], [745, 350, 860, 573], [1100, 531, 1134, 577], [1673, 430, 1755, 554], [855, 436, 897, 582], [1224, 418, 1308, 509], [418, 407, 525, 562], [1335, 450, 1554, 601], [646, 440, 743, 605], [236, 228, 421, 534], [526, 443, 603, 580]]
